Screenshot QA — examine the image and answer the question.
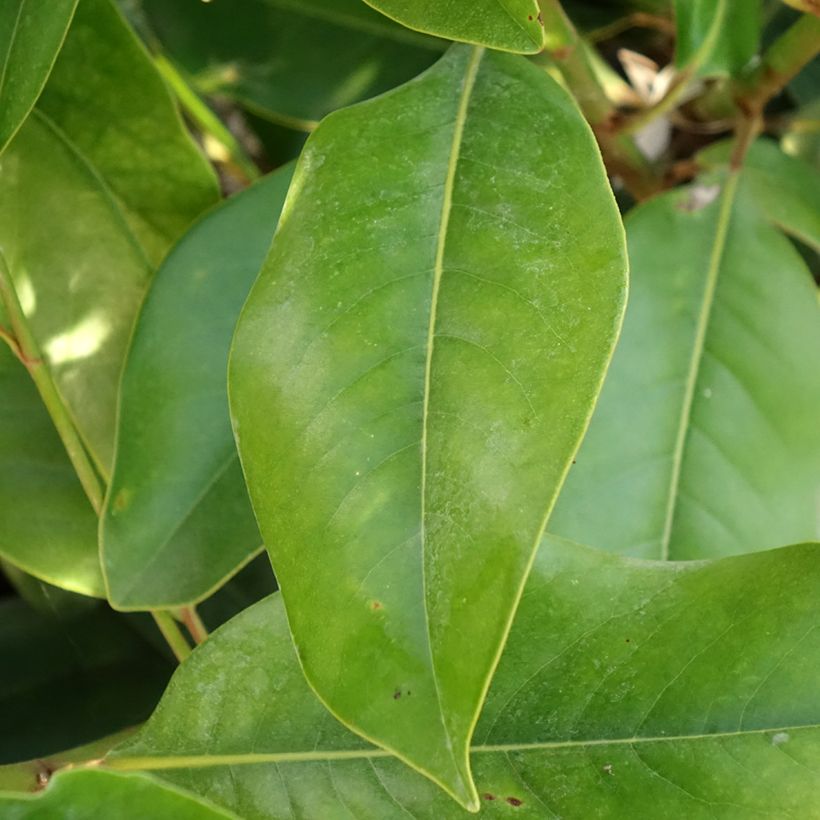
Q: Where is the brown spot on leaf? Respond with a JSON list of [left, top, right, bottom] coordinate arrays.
[[506, 797, 523, 807], [482, 793, 496, 801], [677, 183, 720, 212], [370, 600, 382, 611], [393, 688, 402, 700], [34, 762, 53, 791]]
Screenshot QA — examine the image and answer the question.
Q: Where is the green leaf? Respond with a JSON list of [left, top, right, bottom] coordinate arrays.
[[0, 112, 152, 478], [140, 0, 445, 130], [550, 160, 820, 560], [229, 44, 626, 808], [699, 138, 820, 251], [0, 344, 101, 597], [0, 770, 235, 819], [0, 0, 218, 476], [36, 0, 219, 266], [107, 537, 820, 817], [364, 0, 545, 54], [0, 598, 171, 765], [675, 0, 761, 77], [101, 167, 294, 610], [0, 0, 77, 154], [1, 560, 98, 616]]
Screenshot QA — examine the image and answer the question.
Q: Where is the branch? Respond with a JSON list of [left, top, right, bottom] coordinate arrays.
[[539, 0, 661, 199], [736, 14, 820, 114], [152, 611, 193, 664]]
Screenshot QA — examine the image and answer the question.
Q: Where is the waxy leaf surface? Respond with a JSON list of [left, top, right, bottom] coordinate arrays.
[[0, 0, 77, 154], [0, 346, 101, 596], [364, 0, 545, 54], [230, 45, 626, 807], [141, 0, 444, 130], [0, 770, 235, 819], [109, 537, 820, 818], [0, 0, 217, 476], [550, 155, 820, 560], [102, 167, 294, 610]]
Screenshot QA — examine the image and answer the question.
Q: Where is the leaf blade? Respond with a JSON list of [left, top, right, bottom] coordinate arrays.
[[0, 770, 236, 819], [0, 0, 219, 477], [102, 166, 295, 610], [0, 0, 77, 154], [0, 344, 101, 597], [229, 44, 626, 805], [108, 538, 820, 817], [364, 0, 545, 54], [550, 155, 820, 560]]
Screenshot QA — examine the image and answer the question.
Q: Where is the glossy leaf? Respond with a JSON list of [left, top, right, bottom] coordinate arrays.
[[230, 44, 626, 807], [108, 537, 820, 818], [0, 112, 152, 478], [0, 0, 77, 154], [0, 770, 235, 819], [364, 0, 545, 54], [550, 157, 820, 560], [102, 167, 294, 610], [675, 0, 761, 76], [36, 0, 219, 266], [0, 598, 171, 764], [0, 344, 101, 596], [0, 0, 218, 476], [140, 0, 444, 130], [1, 560, 98, 617]]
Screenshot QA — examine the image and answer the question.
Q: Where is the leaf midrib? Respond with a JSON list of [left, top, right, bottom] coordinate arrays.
[[105, 723, 820, 771], [418, 44, 483, 774], [658, 170, 740, 560]]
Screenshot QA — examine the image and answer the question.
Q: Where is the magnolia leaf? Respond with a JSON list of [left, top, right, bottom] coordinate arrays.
[[0, 307, 101, 596], [0, 0, 218, 477], [550, 154, 820, 560], [0, 599, 171, 765], [0, 0, 77, 154], [106, 537, 820, 817], [36, 0, 219, 266], [675, 0, 761, 77], [102, 167, 294, 610], [0, 770, 236, 819], [140, 0, 445, 130], [229, 44, 626, 807], [364, 0, 545, 54]]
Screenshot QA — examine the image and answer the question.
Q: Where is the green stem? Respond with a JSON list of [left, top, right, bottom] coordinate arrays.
[[152, 611, 192, 663], [619, 0, 731, 136], [180, 605, 209, 644], [539, 0, 660, 199], [736, 14, 820, 114], [0, 253, 104, 515], [155, 54, 260, 184]]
